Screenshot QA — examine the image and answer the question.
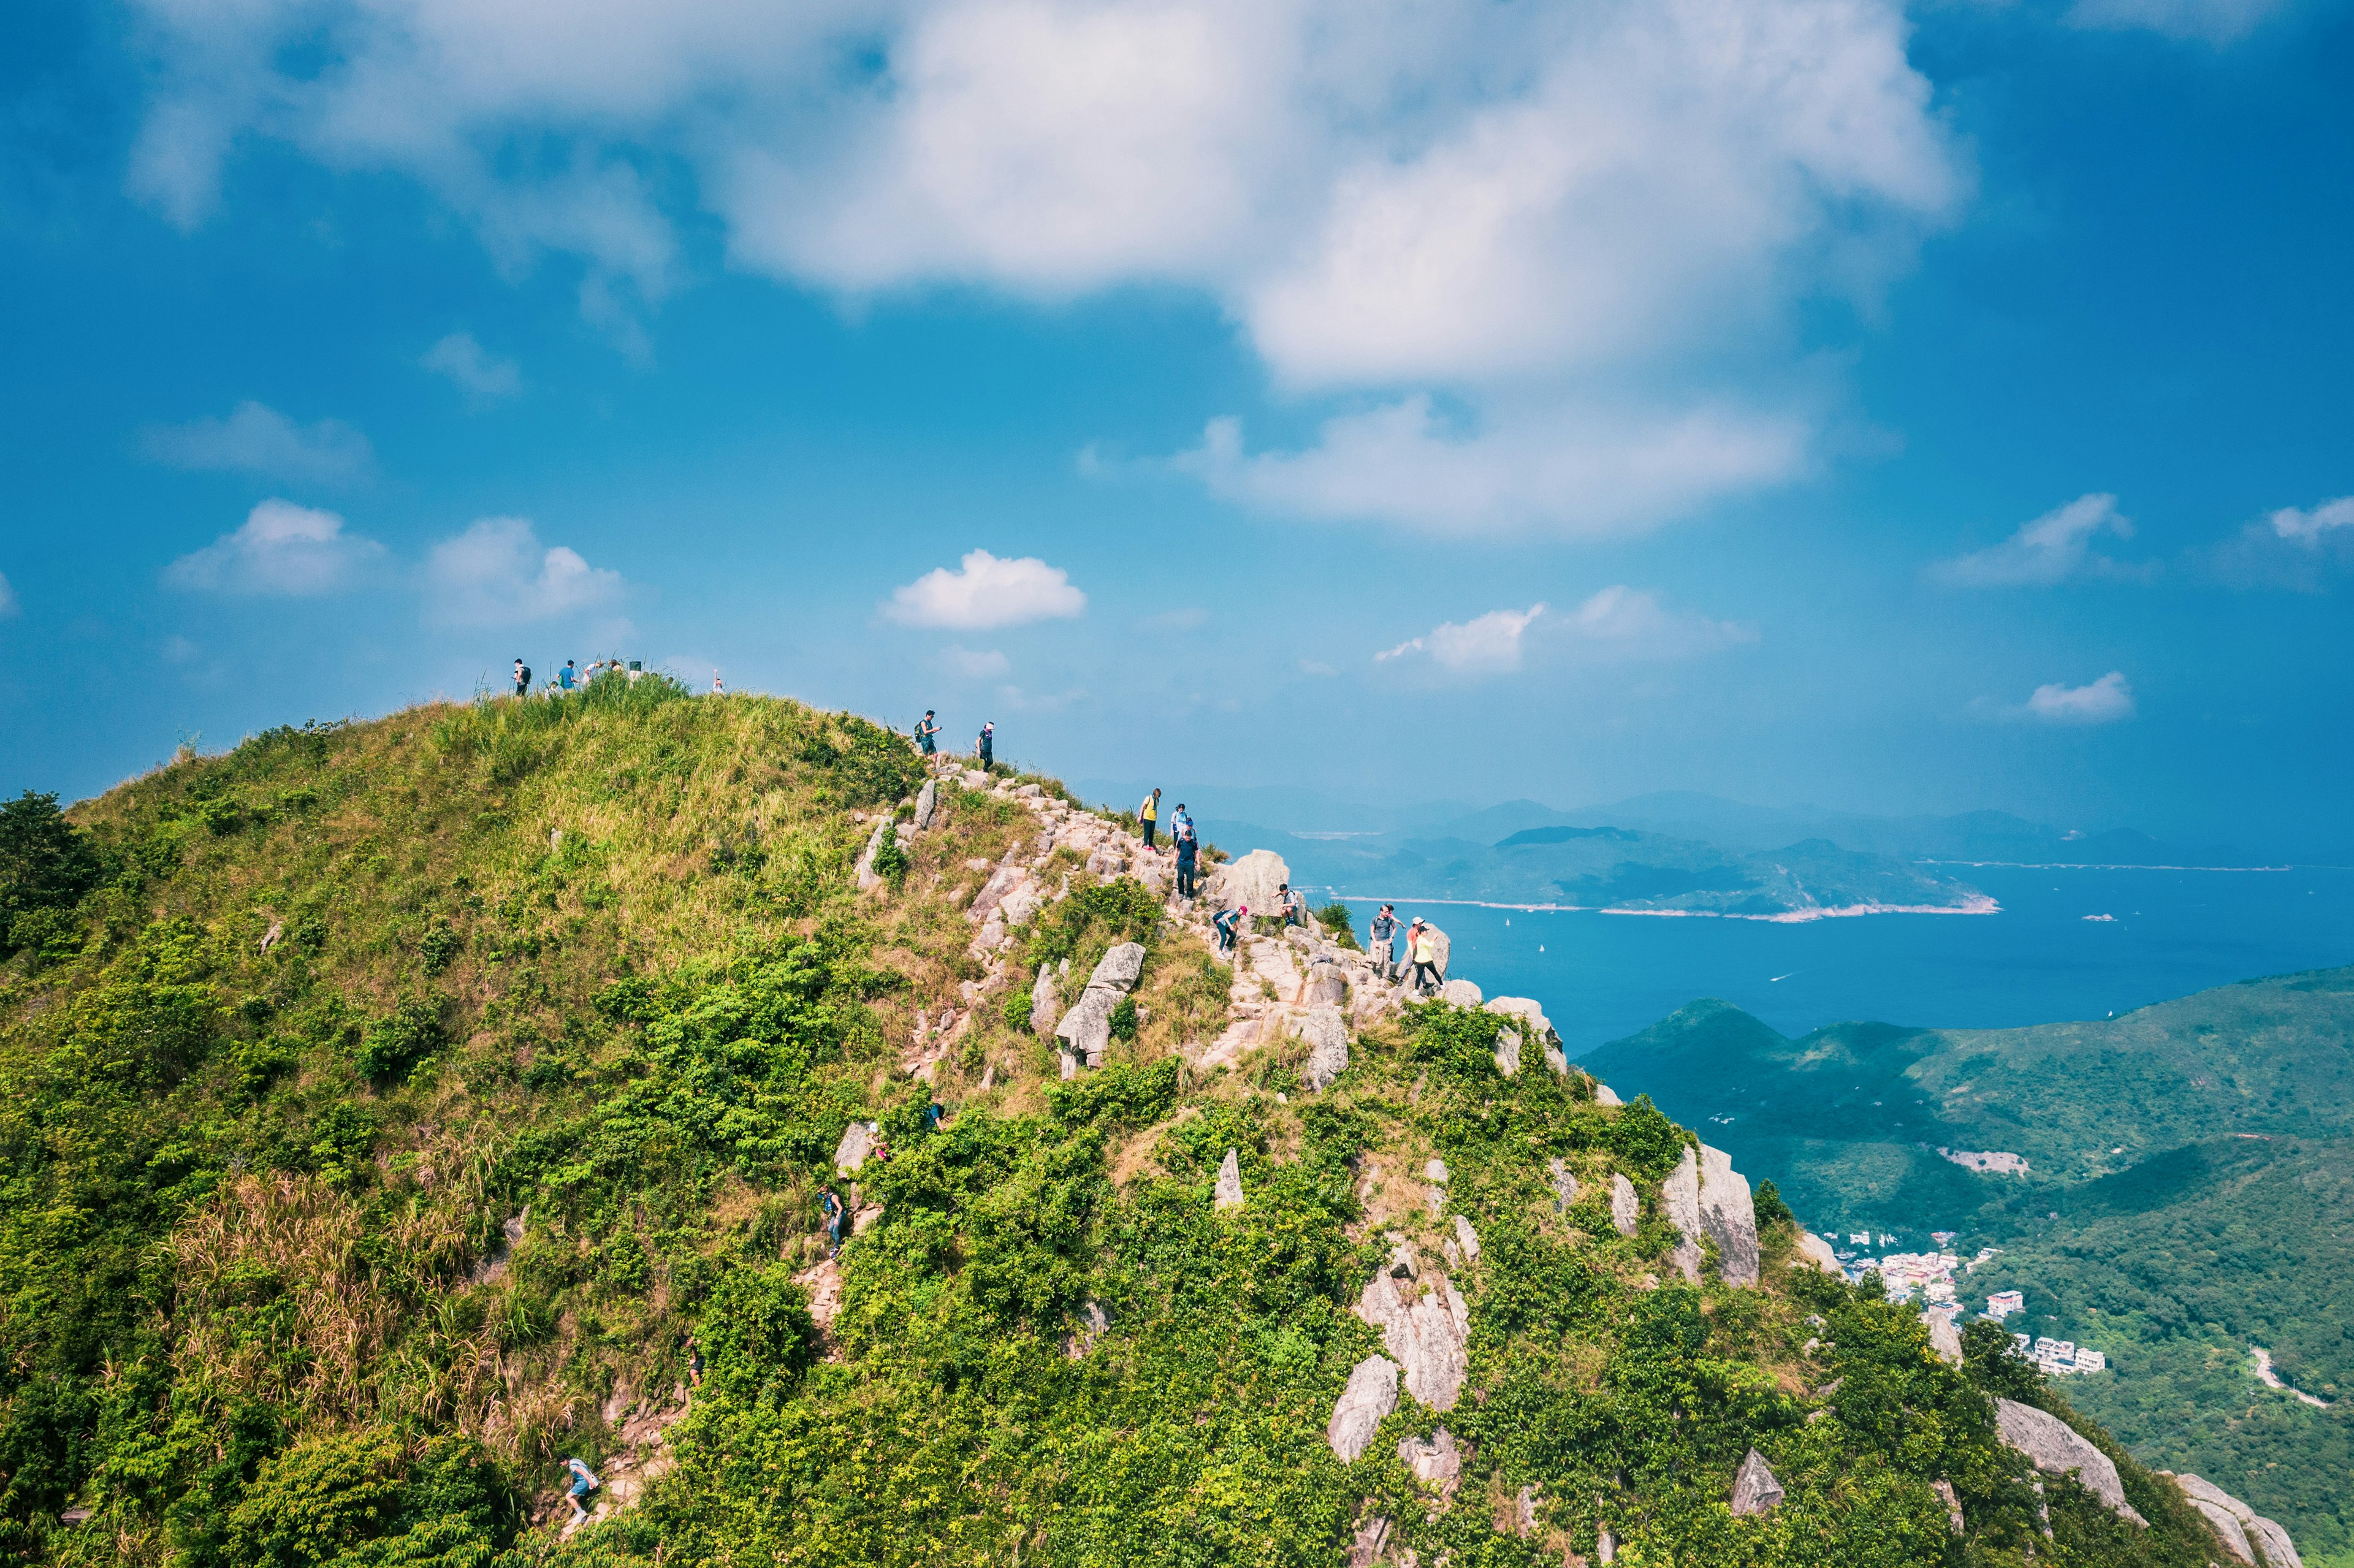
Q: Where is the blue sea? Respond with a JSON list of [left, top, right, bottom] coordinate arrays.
[[1334, 866, 2354, 1054]]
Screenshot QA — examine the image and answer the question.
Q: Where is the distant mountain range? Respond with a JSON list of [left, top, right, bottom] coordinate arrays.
[[1580, 967, 2354, 1560]]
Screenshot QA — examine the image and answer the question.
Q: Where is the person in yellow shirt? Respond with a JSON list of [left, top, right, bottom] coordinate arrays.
[[1406, 919, 1441, 996], [1138, 787, 1161, 851]]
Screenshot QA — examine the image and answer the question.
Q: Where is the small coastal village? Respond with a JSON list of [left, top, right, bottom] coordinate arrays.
[[1826, 1233, 2111, 1377]]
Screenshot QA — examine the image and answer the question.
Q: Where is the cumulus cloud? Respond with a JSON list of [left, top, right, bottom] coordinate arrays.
[[424, 517, 625, 624], [1928, 493, 2146, 587], [1563, 586, 1757, 660], [2067, 0, 2288, 42], [2019, 671, 2135, 725], [1175, 399, 1808, 537], [0, 572, 18, 618], [142, 401, 375, 485], [886, 549, 1086, 630], [1379, 604, 1548, 675], [123, 0, 1961, 528], [940, 645, 1012, 679], [2203, 494, 2354, 590], [165, 499, 389, 595], [422, 332, 524, 402]]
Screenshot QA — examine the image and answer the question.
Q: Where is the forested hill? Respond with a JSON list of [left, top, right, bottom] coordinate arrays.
[[1583, 972, 2354, 1561], [0, 679, 2255, 1566]]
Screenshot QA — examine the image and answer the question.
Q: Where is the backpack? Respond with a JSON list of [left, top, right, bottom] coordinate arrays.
[[519, 666, 531, 687]]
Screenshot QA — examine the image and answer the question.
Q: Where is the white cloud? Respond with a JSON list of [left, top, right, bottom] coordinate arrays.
[[1564, 586, 1757, 660], [2266, 496, 2354, 544], [142, 401, 375, 485], [124, 0, 1960, 526], [2021, 671, 2135, 725], [1929, 493, 2144, 587], [1175, 398, 1808, 537], [1380, 603, 1547, 675], [424, 517, 626, 624], [940, 644, 1011, 679], [0, 572, 17, 619], [165, 499, 389, 595], [886, 549, 1086, 629], [422, 332, 524, 402], [2203, 495, 2354, 590], [2066, 0, 2288, 42]]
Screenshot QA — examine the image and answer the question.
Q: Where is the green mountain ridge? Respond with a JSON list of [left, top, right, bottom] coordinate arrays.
[[0, 685, 2272, 1566], [1583, 972, 2354, 1561]]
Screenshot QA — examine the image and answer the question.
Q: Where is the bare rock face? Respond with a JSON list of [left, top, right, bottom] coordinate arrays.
[[1729, 1448, 1785, 1517], [1423, 927, 1450, 978], [1662, 1146, 1704, 1283], [1796, 1231, 1842, 1275], [967, 865, 1027, 924], [1346, 1513, 1393, 1567], [834, 1121, 878, 1174], [1452, 1214, 1482, 1262], [1357, 1265, 1471, 1411], [1933, 1479, 1965, 1535], [1994, 1398, 2147, 1526], [2168, 1472, 2304, 1567], [1438, 978, 1483, 1008], [1493, 1029, 1522, 1077], [1221, 849, 1292, 916], [854, 818, 893, 890], [1484, 995, 1552, 1038], [1594, 1081, 1625, 1108], [1298, 1007, 1351, 1091], [1398, 1428, 1462, 1495], [1549, 1157, 1581, 1212], [961, 769, 988, 790], [1610, 1174, 1640, 1236], [1300, 961, 1349, 1006], [1326, 1355, 1400, 1461], [1054, 942, 1147, 1070], [1089, 942, 1148, 992], [914, 779, 939, 829], [1214, 1148, 1244, 1210], [1029, 964, 1061, 1036], [1698, 1144, 1760, 1287], [1922, 1310, 1963, 1366]]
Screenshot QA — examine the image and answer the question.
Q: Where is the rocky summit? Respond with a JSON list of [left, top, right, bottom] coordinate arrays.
[[0, 683, 2284, 1567]]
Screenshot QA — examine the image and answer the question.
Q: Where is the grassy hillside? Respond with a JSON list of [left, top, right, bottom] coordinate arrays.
[[1584, 981, 2354, 1561], [0, 683, 2246, 1566]]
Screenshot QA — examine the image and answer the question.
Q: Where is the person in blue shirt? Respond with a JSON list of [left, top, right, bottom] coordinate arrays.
[[563, 1457, 602, 1522], [977, 721, 994, 769], [1212, 904, 1247, 954], [1368, 904, 1401, 978], [915, 710, 940, 756], [557, 660, 577, 692]]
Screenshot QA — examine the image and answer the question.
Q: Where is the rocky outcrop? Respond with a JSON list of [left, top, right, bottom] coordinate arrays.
[[1220, 849, 1291, 915], [1326, 1355, 1399, 1461], [1438, 978, 1482, 1008], [1346, 1513, 1393, 1567], [1357, 1262, 1471, 1411], [1029, 964, 1060, 1035], [1796, 1231, 1842, 1275], [2166, 1472, 2303, 1567], [1933, 1479, 1965, 1535], [1297, 1006, 1350, 1091], [1662, 1147, 1704, 1283], [1493, 1029, 1522, 1076], [833, 1121, 879, 1173], [1697, 1144, 1759, 1287], [1729, 1448, 1784, 1517], [1055, 941, 1146, 1071], [1994, 1398, 2147, 1526], [1452, 1214, 1482, 1262], [1922, 1310, 1962, 1366], [1214, 1148, 1244, 1209], [1489, 995, 1571, 1076], [1549, 1157, 1580, 1211], [854, 817, 893, 890], [1609, 1173, 1640, 1236], [1398, 1428, 1462, 1496], [1594, 1081, 1624, 1108], [914, 778, 939, 829]]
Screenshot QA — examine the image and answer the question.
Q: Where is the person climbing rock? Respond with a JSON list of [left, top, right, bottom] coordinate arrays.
[[512, 657, 530, 698], [1369, 904, 1400, 976], [977, 721, 994, 769], [820, 1187, 845, 1256], [1213, 904, 1247, 954], [563, 1456, 602, 1522], [1275, 883, 1305, 928], [1406, 919, 1440, 995], [915, 710, 939, 756], [1139, 788, 1160, 850], [1174, 823, 1198, 900]]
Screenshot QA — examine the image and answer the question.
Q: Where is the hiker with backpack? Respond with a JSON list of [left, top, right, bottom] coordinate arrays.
[[977, 721, 994, 769], [512, 658, 530, 698], [915, 710, 940, 757], [1212, 904, 1247, 956]]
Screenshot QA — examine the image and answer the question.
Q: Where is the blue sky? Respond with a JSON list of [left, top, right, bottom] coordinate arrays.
[[2, 0, 2349, 853]]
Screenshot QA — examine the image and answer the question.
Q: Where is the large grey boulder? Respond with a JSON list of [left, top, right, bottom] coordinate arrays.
[[1549, 1157, 1581, 1212], [1796, 1231, 1842, 1275], [1346, 1514, 1393, 1567], [1056, 991, 1116, 1068], [1297, 1007, 1351, 1091], [1484, 995, 1552, 1037], [1029, 964, 1060, 1035], [1594, 1081, 1624, 1107], [1698, 1144, 1760, 1287], [854, 818, 893, 890], [1398, 1428, 1461, 1493], [1356, 1265, 1471, 1411], [1922, 1310, 1963, 1366], [914, 778, 939, 830], [1423, 927, 1450, 978], [1438, 978, 1483, 1008], [1452, 1214, 1482, 1262], [2169, 1473, 2303, 1567], [834, 1121, 879, 1173], [1994, 1398, 2147, 1526], [1221, 849, 1291, 916], [1088, 942, 1148, 992], [1662, 1146, 1704, 1284], [1493, 1029, 1522, 1077], [1610, 1173, 1640, 1236], [1214, 1149, 1244, 1209], [1326, 1355, 1399, 1462], [1729, 1448, 1785, 1517], [967, 865, 1027, 923], [1300, 961, 1349, 1006]]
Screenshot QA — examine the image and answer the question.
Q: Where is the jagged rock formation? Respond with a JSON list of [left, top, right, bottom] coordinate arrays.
[[1994, 1399, 2147, 1526], [1356, 1258, 1471, 1412], [1219, 848, 1291, 914], [1452, 1214, 1482, 1262], [1326, 1356, 1400, 1461], [1029, 963, 1059, 1035], [1439, 977, 1482, 1008], [1549, 1156, 1580, 1211], [1493, 1027, 1522, 1076], [1662, 1147, 1705, 1283], [1697, 1144, 1759, 1287], [913, 778, 939, 829], [1609, 1173, 1640, 1236], [1213, 1149, 1244, 1209], [1729, 1448, 1784, 1516], [1297, 1005, 1350, 1090], [1398, 1428, 1463, 1496], [1055, 940, 1146, 1076], [2164, 1472, 2303, 1567], [833, 1121, 878, 1173], [853, 816, 893, 889], [1796, 1231, 1842, 1274], [1922, 1309, 1962, 1366]]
